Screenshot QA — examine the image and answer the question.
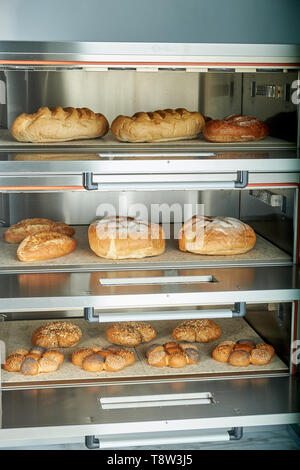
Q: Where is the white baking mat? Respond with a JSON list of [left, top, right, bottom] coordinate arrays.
[[0, 226, 291, 269], [0, 317, 288, 386]]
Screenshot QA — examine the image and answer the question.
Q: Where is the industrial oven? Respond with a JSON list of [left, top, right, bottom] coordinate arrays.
[[0, 41, 299, 449]]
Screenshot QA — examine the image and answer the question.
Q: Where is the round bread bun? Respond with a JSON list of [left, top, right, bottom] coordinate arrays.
[[32, 321, 82, 348], [228, 350, 251, 367], [104, 354, 126, 372], [172, 319, 221, 343], [38, 356, 60, 373], [71, 346, 102, 367], [255, 343, 275, 358], [88, 216, 165, 260], [250, 347, 272, 365], [178, 215, 256, 255], [202, 114, 269, 143], [234, 340, 255, 353], [82, 353, 105, 372], [106, 321, 157, 347], [20, 357, 40, 375], [3, 353, 25, 372], [212, 341, 236, 363], [42, 349, 65, 366], [111, 108, 205, 143], [146, 342, 200, 368]]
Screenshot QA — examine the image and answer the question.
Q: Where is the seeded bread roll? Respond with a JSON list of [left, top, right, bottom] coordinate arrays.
[[111, 108, 205, 143], [146, 342, 200, 368], [172, 319, 221, 343], [212, 340, 274, 367], [88, 216, 165, 260], [250, 347, 272, 365], [212, 341, 236, 363], [178, 215, 256, 255], [31, 321, 82, 348], [106, 321, 157, 347], [17, 231, 77, 262], [4, 218, 75, 244], [202, 115, 269, 143], [11, 106, 109, 143]]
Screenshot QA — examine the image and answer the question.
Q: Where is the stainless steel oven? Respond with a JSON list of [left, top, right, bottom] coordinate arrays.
[[0, 41, 299, 449]]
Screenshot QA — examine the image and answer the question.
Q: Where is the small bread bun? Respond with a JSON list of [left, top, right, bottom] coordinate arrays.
[[228, 350, 251, 367], [42, 349, 65, 366], [104, 354, 126, 372], [20, 357, 39, 375], [212, 341, 236, 363], [32, 321, 82, 348], [106, 321, 156, 347], [250, 347, 272, 365], [112, 348, 136, 367], [255, 343, 275, 358], [145, 344, 164, 358], [234, 340, 255, 353], [82, 353, 105, 372], [3, 353, 25, 372], [172, 319, 221, 343], [38, 356, 60, 373], [10, 349, 29, 357], [184, 348, 200, 365], [147, 349, 169, 367], [168, 352, 188, 368], [71, 347, 101, 367]]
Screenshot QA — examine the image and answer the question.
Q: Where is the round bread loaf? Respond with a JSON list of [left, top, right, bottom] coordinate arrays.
[[146, 342, 200, 368], [72, 345, 135, 372], [250, 347, 272, 365], [11, 106, 109, 143], [111, 108, 205, 143], [4, 218, 75, 244], [31, 321, 82, 348], [172, 319, 221, 343], [106, 321, 157, 347], [202, 114, 269, 142], [178, 215, 256, 255], [88, 216, 165, 260]]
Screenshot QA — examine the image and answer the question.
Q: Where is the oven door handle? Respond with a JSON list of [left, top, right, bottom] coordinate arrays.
[[85, 427, 243, 449], [84, 302, 246, 323], [82, 170, 248, 191]]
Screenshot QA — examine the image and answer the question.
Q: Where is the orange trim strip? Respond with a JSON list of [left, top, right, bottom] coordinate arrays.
[[0, 60, 299, 67], [0, 186, 84, 190]]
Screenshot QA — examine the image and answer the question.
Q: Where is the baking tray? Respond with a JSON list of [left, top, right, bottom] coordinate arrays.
[[0, 317, 288, 388], [0, 226, 291, 272]]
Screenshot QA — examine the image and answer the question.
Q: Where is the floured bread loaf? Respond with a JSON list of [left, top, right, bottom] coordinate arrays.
[[11, 106, 109, 143], [111, 108, 205, 142], [178, 215, 256, 255], [88, 216, 165, 259]]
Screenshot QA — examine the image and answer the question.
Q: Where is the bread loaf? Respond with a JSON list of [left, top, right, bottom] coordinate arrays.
[[31, 321, 82, 348], [106, 321, 157, 347], [202, 115, 269, 142], [111, 108, 205, 143], [11, 106, 109, 143], [17, 231, 77, 262], [172, 319, 222, 343], [88, 216, 165, 259], [4, 218, 75, 244], [178, 215, 256, 255]]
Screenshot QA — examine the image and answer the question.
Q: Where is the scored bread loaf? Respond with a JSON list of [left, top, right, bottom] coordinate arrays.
[[88, 216, 165, 259], [11, 106, 109, 143], [3, 347, 64, 375], [111, 108, 205, 143], [172, 319, 222, 343], [202, 114, 269, 143], [4, 218, 75, 244], [31, 321, 82, 348], [17, 231, 77, 262], [106, 321, 157, 347], [178, 215, 256, 255]]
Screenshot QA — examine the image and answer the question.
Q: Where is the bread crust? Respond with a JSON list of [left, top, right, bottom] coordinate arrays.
[[4, 218, 75, 244], [31, 321, 82, 348], [11, 106, 109, 143], [146, 342, 200, 368], [172, 319, 221, 343], [111, 108, 205, 143], [202, 114, 269, 142], [17, 231, 77, 262], [88, 216, 165, 260], [106, 321, 157, 347], [178, 215, 256, 255]]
